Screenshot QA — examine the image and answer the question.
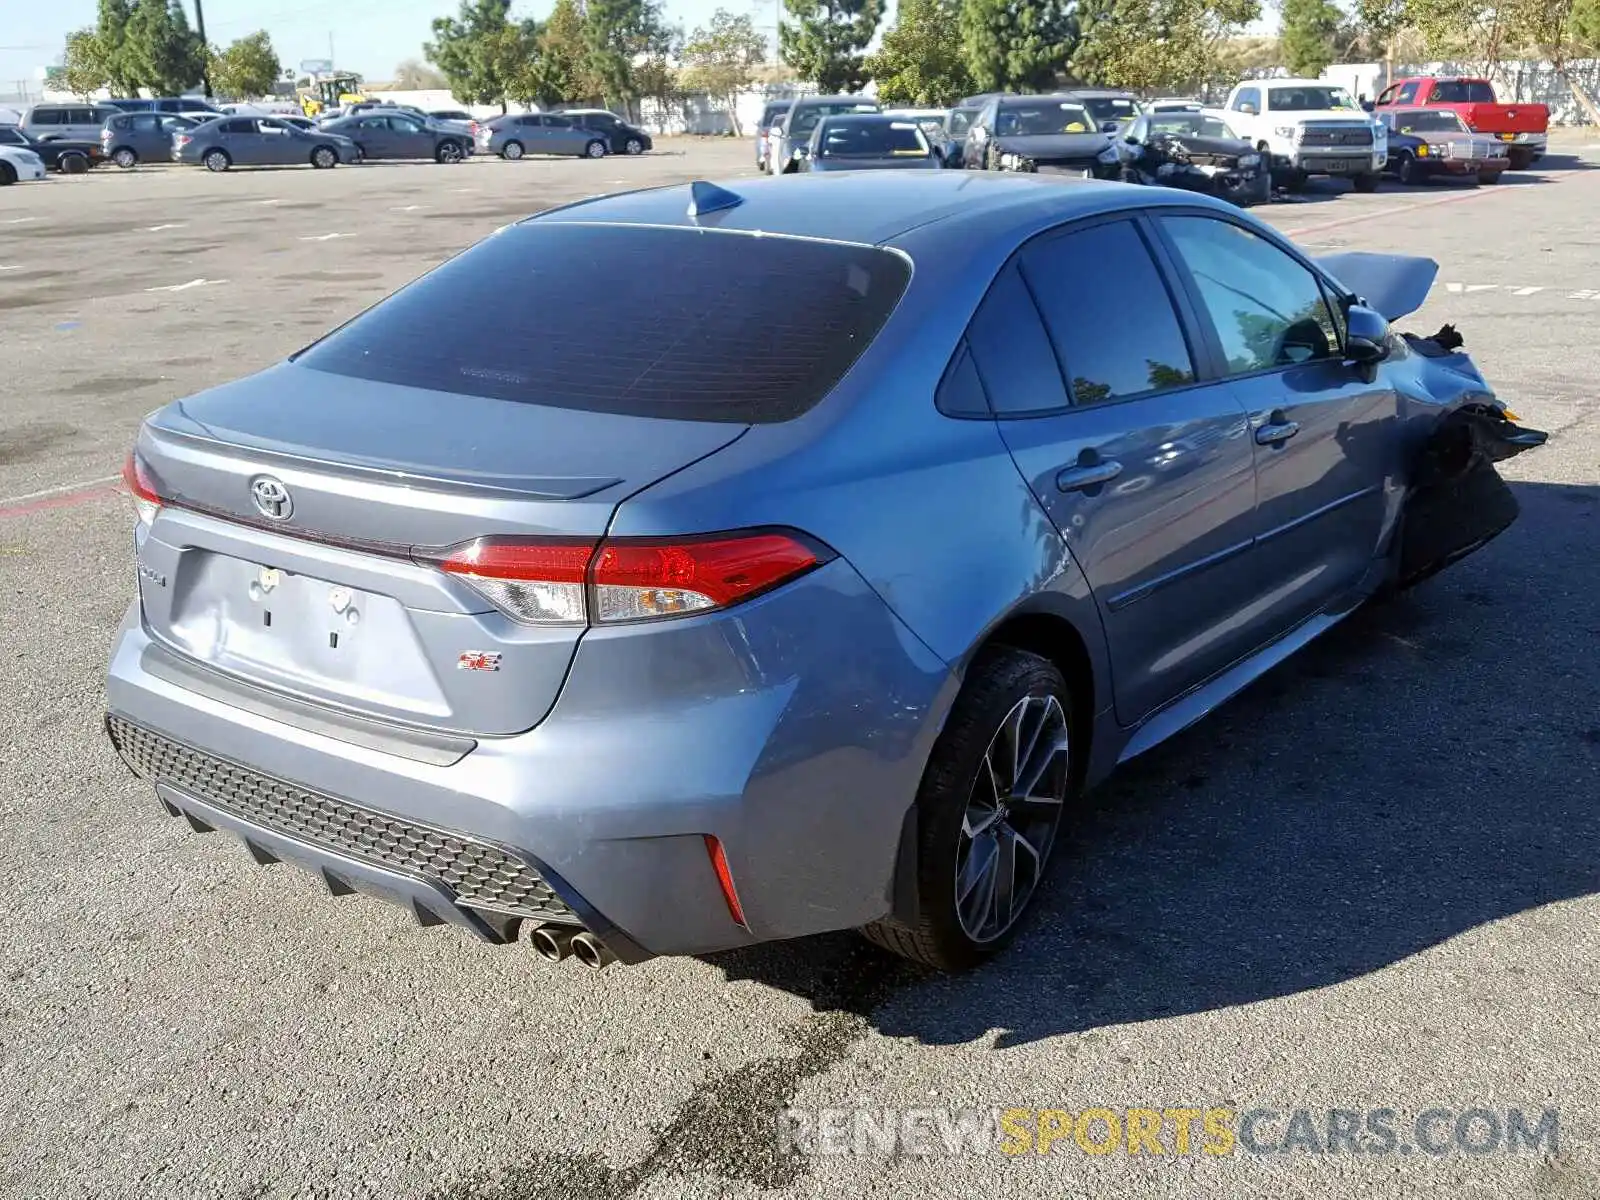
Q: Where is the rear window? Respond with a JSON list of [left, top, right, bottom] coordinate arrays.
[[818, 119, 929, 158], [1430, 80, 1495, 104], [790, 102, 879, 136], [294, 223, 912, 423]]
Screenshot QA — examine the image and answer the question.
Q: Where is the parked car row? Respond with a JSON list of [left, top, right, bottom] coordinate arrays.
[[0, 100, 654, 182], [752, 73, 1550, 207]]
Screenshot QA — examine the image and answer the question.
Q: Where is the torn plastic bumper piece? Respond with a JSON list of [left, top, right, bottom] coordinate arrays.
[[1396, 404, 1549, 590]]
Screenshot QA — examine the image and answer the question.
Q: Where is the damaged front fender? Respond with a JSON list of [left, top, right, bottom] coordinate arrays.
[[1393, 401, 1549, 591]]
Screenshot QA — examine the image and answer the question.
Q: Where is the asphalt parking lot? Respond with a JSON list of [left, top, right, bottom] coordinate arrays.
[[2, 135, 1598, 1199]]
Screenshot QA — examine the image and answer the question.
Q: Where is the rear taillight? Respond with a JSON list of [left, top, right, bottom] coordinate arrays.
[[425, 530, 825, 626], [122, 451, 161, 526], [175, 134, 191, 146], [101, 130, 112, 142]]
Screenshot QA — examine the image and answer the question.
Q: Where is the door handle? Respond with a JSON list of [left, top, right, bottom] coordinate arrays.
[[1255, 419, 1300, 446], [1056, 458, 1124, 492]]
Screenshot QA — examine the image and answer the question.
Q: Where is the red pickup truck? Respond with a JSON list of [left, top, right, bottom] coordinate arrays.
[[1373, 77, 1549, 168]]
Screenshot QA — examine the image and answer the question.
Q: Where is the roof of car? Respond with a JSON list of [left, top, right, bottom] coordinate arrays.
[[1068, 88, 1137, 97], [533, 171, 1181, 247]]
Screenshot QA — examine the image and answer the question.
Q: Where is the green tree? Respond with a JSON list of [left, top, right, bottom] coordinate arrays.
[[123, 0, 207, 95], [209, 31, 280, 99], [681, 9, 768, 131], [959, 0, 1077, 92], [863, 0, 972, 105], [96, 0, 141, 95], [780, 0, 884, 92], [62, 29, 112, 98], [1073, 0, 1259, 89], [426, 0, 521, 108], [1279, 0, 1344, 75], [540, 0, 601, 103], [1574, 0, 1600, 43], [499, 20, 549, 106], [633, 22, 684, 117], [585, 0, 665, 115], [1506, 0, 1600, 121]]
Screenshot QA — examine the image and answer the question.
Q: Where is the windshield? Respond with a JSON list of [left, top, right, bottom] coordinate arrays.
[[1269, 86, 1361, 111], [818, 119, 930, 158], [1150, 114, 1241, 139], [1392, 110, 1468, 133], [995, 101, 1095, 136], [1082, 96, 1140, 125], [1430, 80, 1495, 103], [790, 102, 880, 136]]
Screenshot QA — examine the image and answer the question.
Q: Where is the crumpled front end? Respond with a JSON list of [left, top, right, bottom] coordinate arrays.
[[1389, 323, 1549, 589]]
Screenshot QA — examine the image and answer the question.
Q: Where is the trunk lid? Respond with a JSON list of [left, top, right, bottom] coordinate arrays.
[[1453, 102, 1548, 135], [134, 362, 747, 736]]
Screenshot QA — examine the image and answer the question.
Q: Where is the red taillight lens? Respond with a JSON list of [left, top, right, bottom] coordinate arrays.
[[122, 451, 162, 526], [424, 531, 823, 626], [704, 834, 748, 928], [436, 539, 593, 625], [175, 134, 191, 146]]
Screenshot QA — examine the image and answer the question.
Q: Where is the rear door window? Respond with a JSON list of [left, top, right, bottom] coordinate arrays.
[[294, 223, 912, 423], [1020, 220, 1196, 405], [964, 265, 1071, 416]]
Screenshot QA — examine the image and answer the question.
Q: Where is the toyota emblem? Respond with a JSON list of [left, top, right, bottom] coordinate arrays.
[[250, 476, 294, 521]]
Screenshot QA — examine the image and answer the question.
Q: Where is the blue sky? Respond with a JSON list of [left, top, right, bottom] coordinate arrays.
[[0, 0, 780, 92]]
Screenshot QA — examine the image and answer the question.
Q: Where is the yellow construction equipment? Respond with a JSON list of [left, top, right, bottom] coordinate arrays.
[[297, 73, 366, 118]]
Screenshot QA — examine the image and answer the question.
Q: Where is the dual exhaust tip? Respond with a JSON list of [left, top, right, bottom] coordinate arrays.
[[528, 924, 617, 970]]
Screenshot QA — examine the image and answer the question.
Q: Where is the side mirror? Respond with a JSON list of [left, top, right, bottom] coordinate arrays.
[[1101, 121, 1121, 133], [1238, 103, 1258, 116], [1345, 303, 1391, 364]]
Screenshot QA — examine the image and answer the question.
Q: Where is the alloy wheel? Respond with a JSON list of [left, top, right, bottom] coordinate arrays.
[[954, 694, 1069, 943]]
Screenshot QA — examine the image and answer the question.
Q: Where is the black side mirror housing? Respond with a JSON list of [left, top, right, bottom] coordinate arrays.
[[1345, 303, 1391, 364], [1101, 121, 1121, 133]]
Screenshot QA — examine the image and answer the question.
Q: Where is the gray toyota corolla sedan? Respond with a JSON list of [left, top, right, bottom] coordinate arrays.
[[106, 173, 1544, 973]]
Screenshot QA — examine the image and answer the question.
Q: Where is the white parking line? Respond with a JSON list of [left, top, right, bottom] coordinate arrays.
[[390, 205, 428, 212], [0, 265, 22, 272], [0, 474, 120, 509], [255, 198, 283, 205], [300, 233, 352, 241], [145, 278, 228, 293], [1511, 286, 1544, 296], [145, 224, 186, 232], [3, 217, 39, 225]]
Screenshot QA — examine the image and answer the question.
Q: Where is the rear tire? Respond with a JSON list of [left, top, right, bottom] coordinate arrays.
[[436, 140, 464, 163], [59, 152, 90, 175], [1477, 169, 1500, 184], [501, 140, 524, 160], [860, 647, 1075, 972], [584, 139, 607, 159], [0, 162, 14, 186], [1352, 172, 1381, 193], [311, 146, 337, 169], [112, 147, 138, 169], [1507, 147, 1533, 170], [203, 148, 230, 173]]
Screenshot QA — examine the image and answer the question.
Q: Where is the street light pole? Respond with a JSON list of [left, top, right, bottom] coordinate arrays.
[[192, 0, 213, 97]]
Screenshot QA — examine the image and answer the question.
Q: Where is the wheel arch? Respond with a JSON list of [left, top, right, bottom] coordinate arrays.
[[887, 603, 1103, 927]]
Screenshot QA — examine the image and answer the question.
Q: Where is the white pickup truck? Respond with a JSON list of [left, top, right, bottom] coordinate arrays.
[[1221, 78, 1387, 192]]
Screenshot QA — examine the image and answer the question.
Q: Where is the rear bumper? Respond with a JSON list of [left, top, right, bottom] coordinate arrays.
[[105, 558, 954, 957]]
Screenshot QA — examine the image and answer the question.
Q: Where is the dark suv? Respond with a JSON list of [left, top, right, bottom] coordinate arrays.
[[552, 109, 653, 155]]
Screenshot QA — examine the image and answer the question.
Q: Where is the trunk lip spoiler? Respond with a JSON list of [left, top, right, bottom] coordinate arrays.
[[144, 414, 623, 502]]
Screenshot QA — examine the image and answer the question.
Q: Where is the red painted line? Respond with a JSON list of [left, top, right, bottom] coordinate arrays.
[[0, 482, 122, 521], [1281, 164, 1591, 240]]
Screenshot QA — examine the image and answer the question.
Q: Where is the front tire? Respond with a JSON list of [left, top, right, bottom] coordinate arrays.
[[203, 149, 230, 173], [1397, 154, 1426, 186], [861, 647, 1074, 972], [112, 147, 138, 169], [310, 146, 337, 169], [0, 162, 14, 186], [59, 151, 90, 175], [584, 139, 607, 159], [1478, 169, 1501, 184], [623, 137, 645, 155]]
